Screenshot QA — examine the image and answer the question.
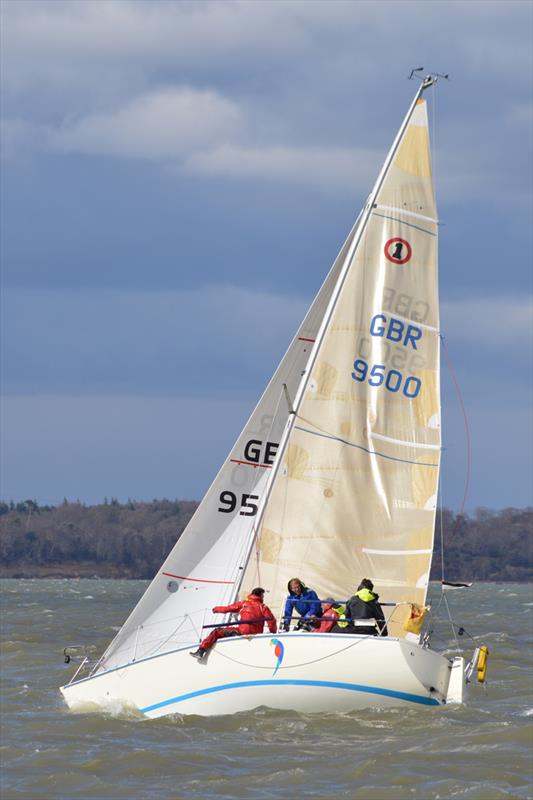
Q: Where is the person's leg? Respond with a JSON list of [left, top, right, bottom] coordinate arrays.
[[220, 629, 241, 640], [191, 627, 240, 659]]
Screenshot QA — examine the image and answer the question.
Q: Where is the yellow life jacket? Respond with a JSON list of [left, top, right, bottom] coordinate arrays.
[[354, 588, 376, 602], [333, 604, 348, 628]]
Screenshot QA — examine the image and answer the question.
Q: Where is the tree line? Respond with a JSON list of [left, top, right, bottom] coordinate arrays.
[[0, 500, 531, 581]]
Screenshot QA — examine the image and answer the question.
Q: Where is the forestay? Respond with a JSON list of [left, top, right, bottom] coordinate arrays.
[[242, 98, 440, 638], [99, 219, 360, 670]]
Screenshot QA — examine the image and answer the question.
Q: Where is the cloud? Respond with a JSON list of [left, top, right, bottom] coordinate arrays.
[[43, 87, 380, 192], [3, 1, 531, 199], [186, 144, 379, 192], [49, 88, 242, 160]]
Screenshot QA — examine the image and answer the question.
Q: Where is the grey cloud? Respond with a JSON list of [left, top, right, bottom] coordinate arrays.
[[2, 1, 531, 202], [49, 88, 242, 160], [185, 144, 379, 193]]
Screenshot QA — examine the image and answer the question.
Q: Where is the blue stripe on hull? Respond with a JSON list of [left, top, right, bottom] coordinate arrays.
[[140, 679, 440, 714]]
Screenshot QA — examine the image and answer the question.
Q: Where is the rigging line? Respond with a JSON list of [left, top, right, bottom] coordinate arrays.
[[161, 572, 235, 584], [443, 593, 461, 652], [294, 423, 439, 468], [371, 211, 436, 237], [440, 335, 472, 535], [434, 470, 453, 623]]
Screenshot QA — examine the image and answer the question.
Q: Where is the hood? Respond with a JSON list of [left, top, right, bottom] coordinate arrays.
[[355, 588, 377, 603]]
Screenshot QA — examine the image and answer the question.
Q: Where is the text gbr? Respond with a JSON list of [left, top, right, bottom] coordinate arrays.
[[352, 314, 424, 399]]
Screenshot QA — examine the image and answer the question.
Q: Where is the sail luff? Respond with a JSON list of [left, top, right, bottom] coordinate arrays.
[[235, 82, 430, 605]]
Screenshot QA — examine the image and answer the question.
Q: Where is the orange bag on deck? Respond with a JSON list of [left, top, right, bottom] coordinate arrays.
[[403, 604, 429, 634]]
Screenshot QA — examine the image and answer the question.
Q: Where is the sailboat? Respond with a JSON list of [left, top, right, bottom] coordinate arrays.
[[61, 74, 476, 718]]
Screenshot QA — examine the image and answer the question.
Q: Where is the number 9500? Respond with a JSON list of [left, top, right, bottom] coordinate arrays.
[[351, 358, 421, 399]]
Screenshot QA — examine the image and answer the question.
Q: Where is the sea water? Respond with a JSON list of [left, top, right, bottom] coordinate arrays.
[[1, 580, 532, 799]]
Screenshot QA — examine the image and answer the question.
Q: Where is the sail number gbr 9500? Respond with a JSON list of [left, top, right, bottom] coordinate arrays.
[[351, 313, 423, 398]]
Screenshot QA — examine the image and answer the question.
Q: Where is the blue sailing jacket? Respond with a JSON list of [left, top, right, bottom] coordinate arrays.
[[282, 587, 321, 628]]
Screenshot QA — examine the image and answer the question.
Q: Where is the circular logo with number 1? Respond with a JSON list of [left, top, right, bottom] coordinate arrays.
[[384, 237, 412, 265]]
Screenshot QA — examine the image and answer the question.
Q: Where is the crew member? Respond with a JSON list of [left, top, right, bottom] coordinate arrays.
[[334, 578, 388, 636], [313, 598, 342, 633], [282, 577, 321, 631], [190, 587, 276, 661]]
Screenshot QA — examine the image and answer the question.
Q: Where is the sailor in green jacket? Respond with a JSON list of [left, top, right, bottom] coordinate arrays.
[[333, 578, 388, 636]]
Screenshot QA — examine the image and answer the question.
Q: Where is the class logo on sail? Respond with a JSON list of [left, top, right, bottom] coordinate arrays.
[[384, 237, 412, 265], [270, 638, 284, 676]]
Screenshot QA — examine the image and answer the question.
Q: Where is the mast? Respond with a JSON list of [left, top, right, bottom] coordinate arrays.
[[233, 77, 437, 602]]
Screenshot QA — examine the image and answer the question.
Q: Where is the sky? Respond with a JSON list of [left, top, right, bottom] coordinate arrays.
[[1, 0, 532, 512]]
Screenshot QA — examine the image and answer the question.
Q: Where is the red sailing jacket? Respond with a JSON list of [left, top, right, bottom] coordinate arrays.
[[313, 605, 339, 633], [213, 594, 277, 636]]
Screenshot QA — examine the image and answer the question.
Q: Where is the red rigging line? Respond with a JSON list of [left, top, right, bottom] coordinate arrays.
[[162, 572, 235, 585], [229, 459, 273, 469]]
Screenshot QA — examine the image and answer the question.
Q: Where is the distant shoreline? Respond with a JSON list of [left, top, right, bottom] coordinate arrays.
[[1, 500, 532, 582], [0, 562, 140, 579]]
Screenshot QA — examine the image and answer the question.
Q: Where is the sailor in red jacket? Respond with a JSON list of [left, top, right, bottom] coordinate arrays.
[[313, 599, 341, 633], [190, 587, 277, 661]]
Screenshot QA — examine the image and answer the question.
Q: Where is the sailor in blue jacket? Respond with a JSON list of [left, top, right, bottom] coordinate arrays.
[[282, 578, 322, 631]]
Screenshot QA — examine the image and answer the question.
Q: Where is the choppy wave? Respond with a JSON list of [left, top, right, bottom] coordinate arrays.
[[1, 579, 532, 800]]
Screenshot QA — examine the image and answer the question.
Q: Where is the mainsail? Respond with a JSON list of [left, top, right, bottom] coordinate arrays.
[[100, 217, 361, 670], [242, 96, 440, 638]]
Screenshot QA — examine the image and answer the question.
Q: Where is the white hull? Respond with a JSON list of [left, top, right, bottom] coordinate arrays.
[[60, 634, 463, 719]]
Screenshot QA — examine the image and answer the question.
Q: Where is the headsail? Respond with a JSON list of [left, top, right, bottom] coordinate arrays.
[[99, 217, 361, 670], [241, 91, 440, 638]]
